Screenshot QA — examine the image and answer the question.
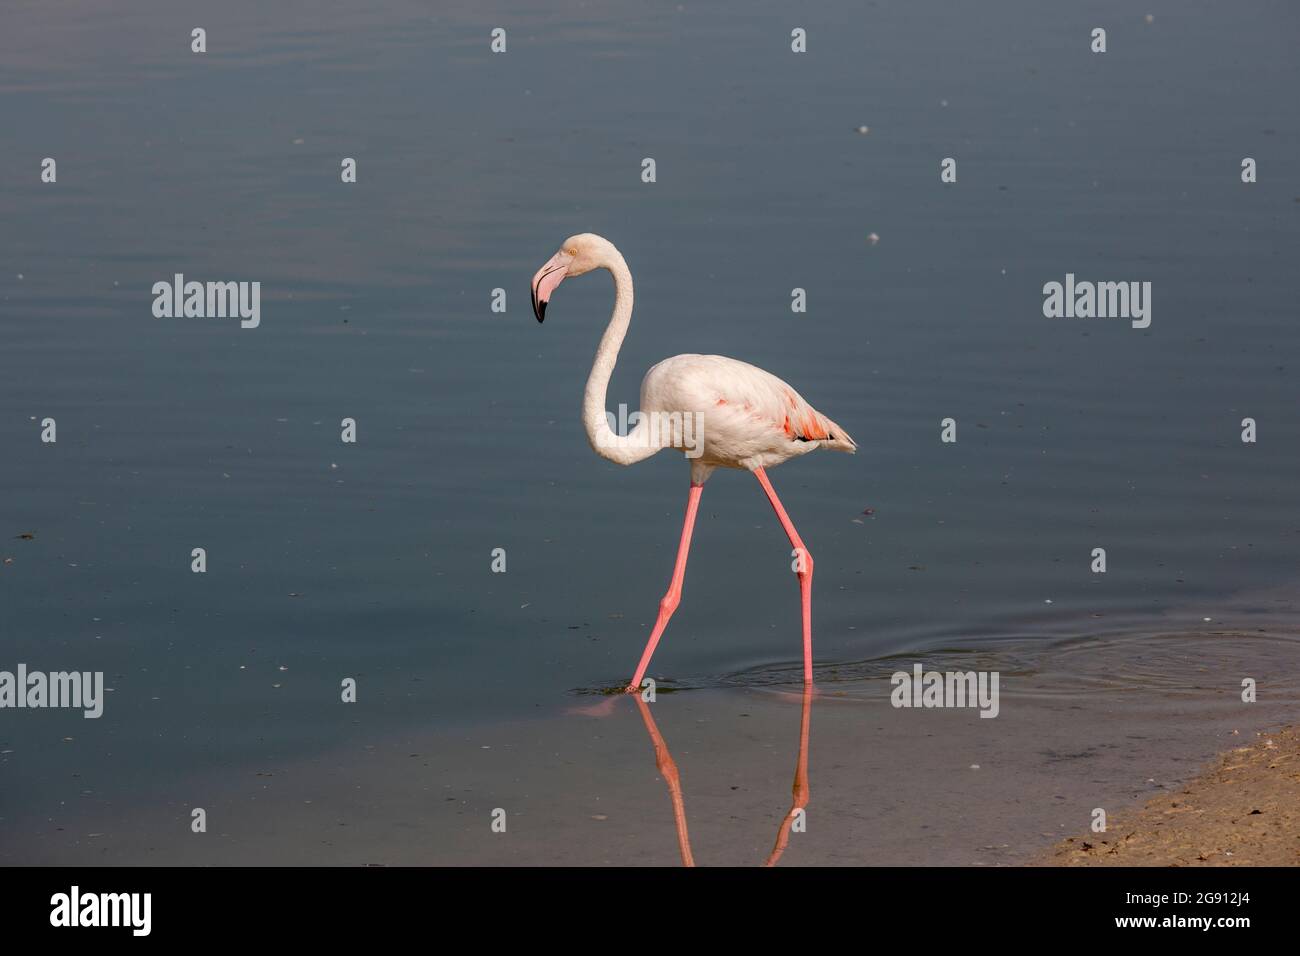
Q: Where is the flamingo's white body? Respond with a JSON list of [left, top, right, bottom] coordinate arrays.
[[637, 353, 856, 474], [531, 233, 855, 690]]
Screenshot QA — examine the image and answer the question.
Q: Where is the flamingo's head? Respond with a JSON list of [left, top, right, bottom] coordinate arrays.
[[530, 233, 615, 322]]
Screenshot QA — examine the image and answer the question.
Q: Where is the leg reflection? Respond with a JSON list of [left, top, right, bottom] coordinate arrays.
[[633, 694, 695, 866], [762, 684, 812, 867], [633, 685, 814, 867]]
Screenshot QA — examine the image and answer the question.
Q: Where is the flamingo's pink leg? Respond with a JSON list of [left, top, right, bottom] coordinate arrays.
[[626, 482, 704, 692], [753, 467, 815, 684]]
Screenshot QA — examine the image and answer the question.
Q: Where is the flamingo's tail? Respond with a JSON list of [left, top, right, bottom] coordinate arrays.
[[811, 413, 856, 454]]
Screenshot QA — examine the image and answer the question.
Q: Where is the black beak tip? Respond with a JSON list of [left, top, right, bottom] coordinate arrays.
[[534, 299, 546, 323]]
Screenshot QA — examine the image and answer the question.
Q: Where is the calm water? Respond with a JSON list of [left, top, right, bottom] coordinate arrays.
[[1, 1, 1297, 860]]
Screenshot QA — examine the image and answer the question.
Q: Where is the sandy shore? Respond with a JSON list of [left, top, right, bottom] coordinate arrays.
[[1042, 725, 1300, 866]]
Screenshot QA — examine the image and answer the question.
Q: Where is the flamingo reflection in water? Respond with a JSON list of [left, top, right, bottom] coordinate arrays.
[[632, 685, 812, 867]]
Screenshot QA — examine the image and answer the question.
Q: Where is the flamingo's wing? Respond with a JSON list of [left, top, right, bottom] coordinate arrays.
[[644, 355, 854, 459]]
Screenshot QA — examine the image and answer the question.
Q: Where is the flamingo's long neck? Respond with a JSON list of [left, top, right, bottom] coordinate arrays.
[[583, 252, 659, 465]]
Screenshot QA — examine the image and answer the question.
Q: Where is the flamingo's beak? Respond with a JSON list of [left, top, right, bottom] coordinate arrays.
[[530, 251, 572, 323]]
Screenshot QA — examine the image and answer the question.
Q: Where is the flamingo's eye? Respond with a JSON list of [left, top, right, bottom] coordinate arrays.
[[565, 248, 577, 257]]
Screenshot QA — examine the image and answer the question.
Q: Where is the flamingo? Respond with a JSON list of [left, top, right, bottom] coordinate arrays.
[[530, 233, 855, 692]]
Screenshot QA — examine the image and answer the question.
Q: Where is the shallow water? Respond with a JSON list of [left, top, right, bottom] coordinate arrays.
[[7, 626, 1298, 866], [1, 1, 1298, 862]]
